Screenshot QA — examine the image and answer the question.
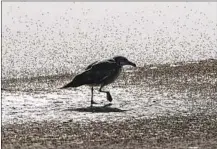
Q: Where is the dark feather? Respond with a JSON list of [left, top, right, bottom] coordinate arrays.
[[61, 58, 121, 88], [85, 61, 98, 70], [60, 73, 86, 88], [81, 60, 121, 85]]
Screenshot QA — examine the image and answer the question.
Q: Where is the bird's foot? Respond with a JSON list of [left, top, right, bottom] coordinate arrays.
[[107, 93, 113, 102], [104, 103, 112, 107], [91, 100, 98, 105]]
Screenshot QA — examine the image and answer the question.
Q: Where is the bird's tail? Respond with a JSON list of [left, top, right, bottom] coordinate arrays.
[[60, 73, 86, 89]]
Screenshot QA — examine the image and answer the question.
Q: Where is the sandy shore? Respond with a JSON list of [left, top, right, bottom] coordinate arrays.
[[2, 59, 217, 148], [2, 114, 217, 149]]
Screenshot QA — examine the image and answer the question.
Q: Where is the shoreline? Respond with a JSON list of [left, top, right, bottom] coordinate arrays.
[[2, 58, 217, 148], [2, 58, 216, 83]]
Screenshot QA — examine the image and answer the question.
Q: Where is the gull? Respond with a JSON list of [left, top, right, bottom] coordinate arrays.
[[61, 56, 136, 106]]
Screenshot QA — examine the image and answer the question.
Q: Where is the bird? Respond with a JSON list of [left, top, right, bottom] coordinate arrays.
[[61, 56, 136, 107]]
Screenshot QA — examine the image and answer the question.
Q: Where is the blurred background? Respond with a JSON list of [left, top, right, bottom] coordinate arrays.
[[2, 2, 217, 79]]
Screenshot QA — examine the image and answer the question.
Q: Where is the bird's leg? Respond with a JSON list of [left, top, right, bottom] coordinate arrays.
[[91, 87, 93, 106], [99, 86, 113, 102], [91, 87, 97, 107]]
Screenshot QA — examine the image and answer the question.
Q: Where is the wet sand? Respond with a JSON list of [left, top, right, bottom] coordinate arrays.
[[2, 114, 217, 149], [2, 59, 217, 148]]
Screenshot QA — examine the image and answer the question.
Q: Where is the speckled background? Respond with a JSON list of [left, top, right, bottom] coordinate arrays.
[[2, 2, 217, 79]]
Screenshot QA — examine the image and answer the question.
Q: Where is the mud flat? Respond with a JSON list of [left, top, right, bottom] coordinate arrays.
[[2, 59, 217, 148]]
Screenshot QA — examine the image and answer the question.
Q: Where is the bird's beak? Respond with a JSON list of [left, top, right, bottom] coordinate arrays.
[[127, 61, 136, 67]]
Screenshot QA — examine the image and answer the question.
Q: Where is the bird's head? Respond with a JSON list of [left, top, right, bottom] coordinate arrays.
[[113, 56, 136, 67]]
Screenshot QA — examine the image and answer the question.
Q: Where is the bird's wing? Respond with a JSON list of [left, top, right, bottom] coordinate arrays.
[[85, 58, 115, 70], [83, 59, 119, 84], [85, 61, 98, 70], [89, 59, 116, 71]]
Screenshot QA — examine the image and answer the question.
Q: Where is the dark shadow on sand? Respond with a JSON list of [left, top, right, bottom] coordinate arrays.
[[64, 104, 127, 113]]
